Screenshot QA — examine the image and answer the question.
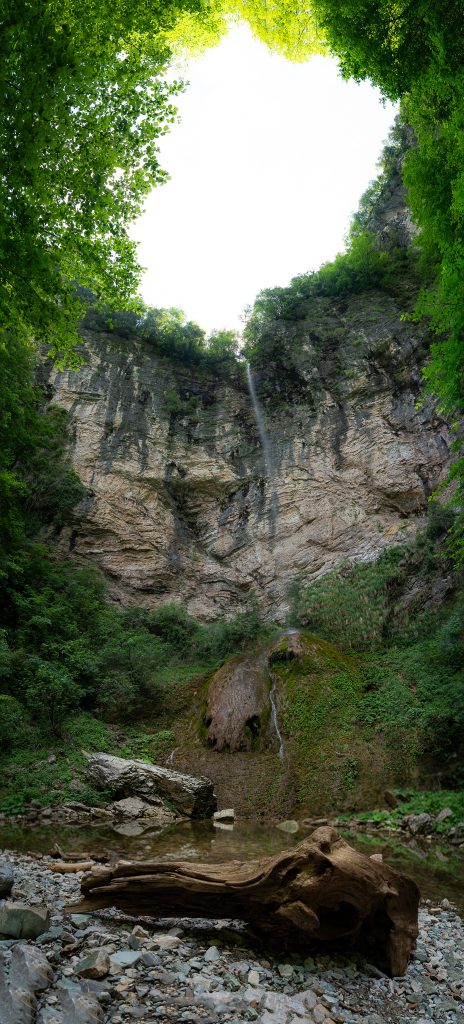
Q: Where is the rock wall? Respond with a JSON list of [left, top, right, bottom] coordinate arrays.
[[45, 291, 450, 621]]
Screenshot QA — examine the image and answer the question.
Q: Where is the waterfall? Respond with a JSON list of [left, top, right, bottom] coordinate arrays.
[[245, 363, 278, 534], [269, 676, 284, 760]]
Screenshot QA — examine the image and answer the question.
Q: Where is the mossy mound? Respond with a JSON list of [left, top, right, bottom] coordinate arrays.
[[274, 633, 394, 815]]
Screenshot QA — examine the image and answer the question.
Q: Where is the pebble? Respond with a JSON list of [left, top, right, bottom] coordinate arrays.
[[0, 851, 463, 1024]]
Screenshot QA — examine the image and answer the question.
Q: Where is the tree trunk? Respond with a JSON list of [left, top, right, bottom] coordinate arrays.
[[77, 827, 419, 976]]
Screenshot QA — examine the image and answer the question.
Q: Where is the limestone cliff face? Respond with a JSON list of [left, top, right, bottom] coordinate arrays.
[[46, 288, 451, 620]]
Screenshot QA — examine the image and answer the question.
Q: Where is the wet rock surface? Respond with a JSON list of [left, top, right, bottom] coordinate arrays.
[[0, 851, 463, 1024], [205, 657, 270, 753]]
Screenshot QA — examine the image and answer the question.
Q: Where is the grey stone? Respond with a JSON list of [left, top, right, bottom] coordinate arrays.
[[10, 944, 54, 992], [109, 950, 141, 968], [300, 989, 317, 1010], [204, 945, 221, 962], [0, 862, 14, 899], [141, 951, 159, 967], [86, 753, 217, 818], [435, 807, 454, 823], [0, 945, 54, 1024], [260, 1014, 283, 1024], [404, 813, 434, 835], [74, 950, 110, 980], [36, 926, 65, 944], [109, 796, 170, 821], [0, 903, 50, 940], [213, 808, 235, 822], [37, 982, 103, 1024]]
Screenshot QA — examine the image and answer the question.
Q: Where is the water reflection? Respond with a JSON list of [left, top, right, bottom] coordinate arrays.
[[0, 819, 463, 913], [0, 819, 304, 863]]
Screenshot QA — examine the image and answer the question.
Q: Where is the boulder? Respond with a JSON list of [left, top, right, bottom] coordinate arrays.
[[85, 752, 216, 818], [0, 944, 53, 1024], [37, 982, 103, 1024], [73, 949, 110, 980], [213, 808, 235, 823], [0, 860, 14, 898], [403, 813, 434, 835], [448, 823, 464, 845], [10, 943, 53, 992], [0, 903, 50, 939], [436, 807, 454, 824], [109, 796, 174, 824]]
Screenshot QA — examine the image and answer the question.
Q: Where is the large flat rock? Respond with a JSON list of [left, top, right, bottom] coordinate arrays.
[[85, 753, 217, 818]]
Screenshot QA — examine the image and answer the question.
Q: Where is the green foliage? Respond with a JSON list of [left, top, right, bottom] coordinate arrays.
[[310, 0, 464, 99], [275, 637, 373, 810], [355, 790, 464, 834], [85, 303, 240, 369], [230, 0, 325, 61], [167, 0, 326, 61], [292, 549, 407, 652], [206, 329, 240, 361], [358, 608, 464, 781], [0, 714, 114, 815], [242, 229, 413, 367], [0, 333, 86, 583], [0, 696, 31, 754], [0, 1, 199, 363], [292, 521, 464, 786]]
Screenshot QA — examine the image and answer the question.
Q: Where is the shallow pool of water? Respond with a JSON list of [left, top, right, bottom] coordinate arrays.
[[1, 819, 463, 913]]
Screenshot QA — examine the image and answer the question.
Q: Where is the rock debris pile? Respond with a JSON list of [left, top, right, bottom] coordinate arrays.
[[0, 852, 463, 1024]]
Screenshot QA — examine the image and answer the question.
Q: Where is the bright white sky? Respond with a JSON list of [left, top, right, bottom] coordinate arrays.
[[131, 24, 397, 335]]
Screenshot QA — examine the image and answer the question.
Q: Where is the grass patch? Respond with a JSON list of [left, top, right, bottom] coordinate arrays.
[[346, 790, 464, 834]]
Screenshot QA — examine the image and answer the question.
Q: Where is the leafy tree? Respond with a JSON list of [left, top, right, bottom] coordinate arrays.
[[0, 333, 85, 583], [0, 0, 200, 363], [206, 329, 240, 360], [19, 660, 83, 738], [231, 0, 325, 61], [310, 0, 464, 98], [0, 0, 327, 368], [140, 307, 207, 361]]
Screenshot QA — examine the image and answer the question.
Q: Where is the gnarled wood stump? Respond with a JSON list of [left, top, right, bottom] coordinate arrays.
[[77, 827, 419, 975]]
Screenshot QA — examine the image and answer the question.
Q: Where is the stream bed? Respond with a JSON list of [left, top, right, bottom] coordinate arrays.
[[1, 818, 463, 913]]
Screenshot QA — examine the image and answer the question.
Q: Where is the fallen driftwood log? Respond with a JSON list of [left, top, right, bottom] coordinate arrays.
[[76, 827, 419, 975], [50, 860, 95, 874]]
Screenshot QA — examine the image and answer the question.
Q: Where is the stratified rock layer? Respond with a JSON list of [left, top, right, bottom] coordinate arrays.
[[46, 287, 451, 620]]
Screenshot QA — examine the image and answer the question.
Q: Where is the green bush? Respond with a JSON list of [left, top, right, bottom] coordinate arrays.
[[0, 696, 31, 753], [20, 660, 83, 738], [292, 550, 406, 651]]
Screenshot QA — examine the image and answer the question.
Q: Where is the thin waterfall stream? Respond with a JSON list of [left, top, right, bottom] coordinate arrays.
[[269, 674, 284, 760], [245, 363, 278, 535]]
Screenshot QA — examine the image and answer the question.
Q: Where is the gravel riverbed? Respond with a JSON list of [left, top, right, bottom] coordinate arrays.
[[0, 852, 463, 1024]]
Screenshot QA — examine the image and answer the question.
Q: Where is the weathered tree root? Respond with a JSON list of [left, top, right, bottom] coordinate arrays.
[[76, 827, 419, 976]]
